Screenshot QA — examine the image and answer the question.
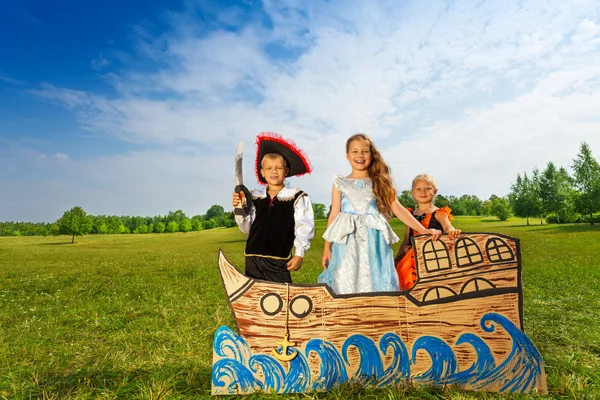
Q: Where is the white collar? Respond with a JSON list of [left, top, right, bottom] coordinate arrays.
[[252, 186, 300, 198]]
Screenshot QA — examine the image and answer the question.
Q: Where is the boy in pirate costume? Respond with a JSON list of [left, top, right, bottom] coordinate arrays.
[[232, 132, 315, 283]]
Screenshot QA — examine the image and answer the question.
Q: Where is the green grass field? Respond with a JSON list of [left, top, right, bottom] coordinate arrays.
[[1, 218, 599, 399]]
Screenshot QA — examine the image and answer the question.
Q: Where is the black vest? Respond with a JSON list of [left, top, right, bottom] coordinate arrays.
[[245, 190, 306, 259]]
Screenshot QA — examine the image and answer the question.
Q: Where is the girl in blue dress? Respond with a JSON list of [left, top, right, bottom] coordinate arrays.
[[318, 134, 441, 294]]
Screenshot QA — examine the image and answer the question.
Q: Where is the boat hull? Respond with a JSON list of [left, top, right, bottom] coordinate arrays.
[[212, 232, 547, 395]]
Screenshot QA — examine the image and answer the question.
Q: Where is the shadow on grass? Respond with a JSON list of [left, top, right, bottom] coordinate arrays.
[[27, 365, 213, 398], [217, 238, 247, 244], [521, 224, 600, 234], [36, 242, 75, 246], [479, 218, 502, 223]]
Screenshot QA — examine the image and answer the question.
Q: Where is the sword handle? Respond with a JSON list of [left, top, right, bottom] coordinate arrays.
[[234, 185, 254, 216]]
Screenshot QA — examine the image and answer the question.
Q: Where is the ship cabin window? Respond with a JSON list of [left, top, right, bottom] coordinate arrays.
[[455, 237, 483, 268], [486, 238, 515, 263], [422, 240, 451, 273], [423, 286, 456, 302]]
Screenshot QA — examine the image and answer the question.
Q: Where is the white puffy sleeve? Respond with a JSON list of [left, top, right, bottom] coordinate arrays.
[[234, 202, 256, 235], [332, 174, 343, 192], [293, 193, 315, 258]]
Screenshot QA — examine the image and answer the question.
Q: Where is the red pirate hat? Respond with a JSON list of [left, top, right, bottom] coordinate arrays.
[[255, 132, 312, 185]]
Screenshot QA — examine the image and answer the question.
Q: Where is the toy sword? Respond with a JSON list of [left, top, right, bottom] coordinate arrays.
[[234, 141, 254, 216]]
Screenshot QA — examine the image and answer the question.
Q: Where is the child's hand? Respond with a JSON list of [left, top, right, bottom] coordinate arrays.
[[321, 248, 332, 269], [287, 256, 303, 271], [232, 192, 246, 208], [426, 228, 442, 241], [446, 228, 462, 240]]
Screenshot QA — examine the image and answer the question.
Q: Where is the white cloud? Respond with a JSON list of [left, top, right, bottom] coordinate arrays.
[[10, 0, 600, 221]]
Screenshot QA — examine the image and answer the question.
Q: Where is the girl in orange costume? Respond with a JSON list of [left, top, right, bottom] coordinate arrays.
[[395, 174, 462, 290]]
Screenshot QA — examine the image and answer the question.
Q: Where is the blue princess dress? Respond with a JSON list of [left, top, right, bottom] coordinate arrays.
[[318, 175, 400, 294]]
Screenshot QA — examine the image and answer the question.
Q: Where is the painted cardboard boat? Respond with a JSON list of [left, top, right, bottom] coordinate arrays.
[[211, 232, 547, 395]]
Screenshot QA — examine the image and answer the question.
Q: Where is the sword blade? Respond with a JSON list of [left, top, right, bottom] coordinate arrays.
[[234, 141, 244, 187]]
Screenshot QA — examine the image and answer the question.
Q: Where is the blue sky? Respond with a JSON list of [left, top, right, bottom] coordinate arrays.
[[2, 0, 600, 222]]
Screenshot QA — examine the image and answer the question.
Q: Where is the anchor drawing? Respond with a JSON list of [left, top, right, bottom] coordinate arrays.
[[272, 332, 298, 361]]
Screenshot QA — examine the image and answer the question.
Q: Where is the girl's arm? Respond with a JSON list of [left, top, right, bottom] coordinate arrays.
[[390, 199, 441, 240], [322, 185, 342, 269], [437, 211, 462, 239]]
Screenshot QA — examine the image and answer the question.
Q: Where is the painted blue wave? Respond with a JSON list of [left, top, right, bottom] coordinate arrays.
[[342, 335, 383, 385], [378, 332, 410, 386], [283, 348, 311, 392], [305, 338, 348, 390], [248, 354, 285, 391], [471, 313, 544, 393], [212, 358, 258, 391], [213, 325, 251, 363], [411, 336, 457, 383], [211, 313, 544, 394], [448, 333, 496, 385]]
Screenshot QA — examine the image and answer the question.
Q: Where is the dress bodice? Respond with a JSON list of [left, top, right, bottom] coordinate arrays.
[[335, 175, 378, 215]]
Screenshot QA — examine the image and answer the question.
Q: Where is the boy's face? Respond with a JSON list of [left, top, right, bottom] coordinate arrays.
[[260, 156, 288, 186]]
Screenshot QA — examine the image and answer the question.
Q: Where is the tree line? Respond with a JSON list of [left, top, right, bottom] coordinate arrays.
[[0, 206, 236, 239], [2, 142, 598, 239], [508, 142, 600, 225], [0, 203, 330, 240]]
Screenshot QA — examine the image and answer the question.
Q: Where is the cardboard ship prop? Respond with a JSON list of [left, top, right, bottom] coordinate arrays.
[[211, 232, 547, 395]]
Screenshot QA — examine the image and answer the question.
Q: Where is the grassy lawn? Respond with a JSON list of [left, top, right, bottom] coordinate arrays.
[[0, 218, 599, 399]]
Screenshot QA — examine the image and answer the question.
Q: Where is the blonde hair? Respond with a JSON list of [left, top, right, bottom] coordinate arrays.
[[261, 153, 288, 168], [346, 133, 396, 217], [411, 174, 438, 191]]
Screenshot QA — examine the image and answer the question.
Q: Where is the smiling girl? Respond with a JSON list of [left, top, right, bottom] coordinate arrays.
[[318, 134, 441, 295], [395, 174, 461, 290]]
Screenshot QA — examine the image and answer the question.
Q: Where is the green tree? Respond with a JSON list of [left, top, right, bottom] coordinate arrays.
[[572, 142, 600, 225], [191, 218, 203, 231], [489, 196, 511, 221], [179, 218, 192, 233], [397, 190, 414, 208], [312, 203, 327, 219], [96, 222, 108, 234], [203, 219, 217, 230], [106, 216, 125, 234], [166, 221, 179, 233], [435, 194, 451, 208], [154, 222, 165, 233], [538, 162, 574, 223], [509, 173, 542, 225], [206, 205, 225, 220], [58, 206, 93, 243], [166, 210, 187, 224]]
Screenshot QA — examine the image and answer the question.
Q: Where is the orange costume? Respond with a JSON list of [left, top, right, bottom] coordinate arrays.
[[396, 206, 453, 290]]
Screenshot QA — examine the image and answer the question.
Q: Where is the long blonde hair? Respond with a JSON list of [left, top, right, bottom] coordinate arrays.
[[346, 133, 396, 217]]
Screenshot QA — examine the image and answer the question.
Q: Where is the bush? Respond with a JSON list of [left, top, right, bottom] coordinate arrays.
[[546, 212, 600, 224], [191, 219, 203, 231], [154, 222, 165, 233], [166, 221, 179, 233], [203, 219, 217, 230], [179, 219, 192, 233]]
